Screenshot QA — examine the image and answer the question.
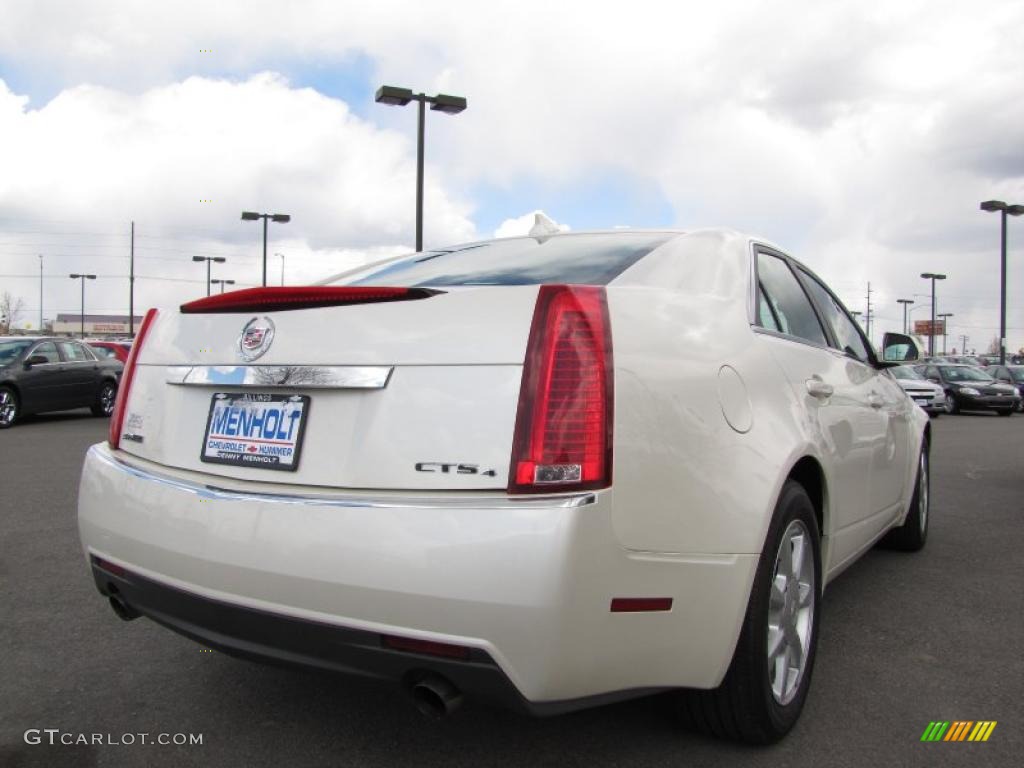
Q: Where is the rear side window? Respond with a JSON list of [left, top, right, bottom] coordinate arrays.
[[755, 252, 828, 346], [58, 341, 95, 362], [798, 270, 872, 363], [340, 233, 674, 287], [30, 342, 60, 363]]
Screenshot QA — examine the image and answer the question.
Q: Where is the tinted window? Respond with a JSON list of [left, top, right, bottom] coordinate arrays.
[[798, 269, 872, 363], [58, 341, 95, 362], [0, 340, 32, 364], [755, 253, 828, 346], [757, 284, 782, 332], [341, 233, 673, 287], [31, 342, 60, 363]]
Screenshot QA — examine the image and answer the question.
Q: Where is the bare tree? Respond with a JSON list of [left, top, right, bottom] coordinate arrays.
[[986, 336, 1001, 355], [1, 291, 26, 333]]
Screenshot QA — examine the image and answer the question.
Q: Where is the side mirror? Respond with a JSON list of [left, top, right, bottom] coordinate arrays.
[[881, 332, 924, 362], [24, 355, 48, 368]]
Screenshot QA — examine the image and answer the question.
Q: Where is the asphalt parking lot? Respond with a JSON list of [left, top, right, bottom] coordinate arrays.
[[1, 411, 1021, 768]]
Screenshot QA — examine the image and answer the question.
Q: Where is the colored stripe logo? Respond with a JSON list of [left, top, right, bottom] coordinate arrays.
[[921, 721, 997, 742]]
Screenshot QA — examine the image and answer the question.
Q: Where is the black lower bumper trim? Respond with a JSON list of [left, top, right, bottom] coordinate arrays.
[[89, 558, 667, 716]]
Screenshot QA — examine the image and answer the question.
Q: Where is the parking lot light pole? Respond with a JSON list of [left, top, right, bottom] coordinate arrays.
[[210, 279, 236, 294], [938, 313, 954, 355], [375, 85, 467, 252], [242, 212, 290, 286], [980, 200, 1024, 365], [193, 255, 226, 297], [920, 273, 947, 356], [68, 274, 96, 338], [897, 299, 914, 334]]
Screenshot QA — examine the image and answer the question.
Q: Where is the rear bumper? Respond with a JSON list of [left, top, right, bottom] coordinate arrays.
[[89, 558, 662, 715], [78, 443, 758, 707]]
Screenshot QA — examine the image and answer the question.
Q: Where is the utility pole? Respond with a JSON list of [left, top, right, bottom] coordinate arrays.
[[864, 282, 873, 344], [960, 334, 969, 356], [38, 254, 43, 330], [897, 299, 913, 334], [129, 221, 135, 336]]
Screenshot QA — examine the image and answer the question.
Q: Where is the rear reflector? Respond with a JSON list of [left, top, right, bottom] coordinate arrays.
[[180, 286, 442, 314], [109, 307, 158, 449], [508, 285, 613, 494], [610, 598, 674, 612], [381, 635, 472, 660], [93, 557, 129, 578]]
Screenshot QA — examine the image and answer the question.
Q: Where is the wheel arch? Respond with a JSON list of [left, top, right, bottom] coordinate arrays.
[[786, 455, 826, 542]]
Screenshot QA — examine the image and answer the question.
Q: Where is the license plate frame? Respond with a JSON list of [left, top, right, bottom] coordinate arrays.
[[200, 392, 310, 472]]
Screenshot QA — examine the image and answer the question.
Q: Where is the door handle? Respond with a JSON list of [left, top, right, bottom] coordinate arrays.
[[805, 379, 834, 399], [868, 394, 884, 409]]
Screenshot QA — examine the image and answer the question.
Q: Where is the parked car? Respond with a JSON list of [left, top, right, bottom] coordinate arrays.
[[87, 340, 132, 363], [987, 365, 1024, 412], [914, 363, 1019, 415], [0, 336, 123, 428], [889, 365, 945, 416], [78, 230, 930, 744]]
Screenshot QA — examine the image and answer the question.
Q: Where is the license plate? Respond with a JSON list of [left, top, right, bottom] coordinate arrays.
[[201, 393, 310, 471]]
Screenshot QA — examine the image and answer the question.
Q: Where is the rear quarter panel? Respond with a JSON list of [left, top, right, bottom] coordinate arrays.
[[608, 231, 804, 555]]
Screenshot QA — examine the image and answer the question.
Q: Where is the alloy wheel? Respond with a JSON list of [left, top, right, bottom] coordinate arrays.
[[918, 450, 929, 535], [0, 389, 17, 427], [100, 384, 116, 415], [767, 519, 816, 706]]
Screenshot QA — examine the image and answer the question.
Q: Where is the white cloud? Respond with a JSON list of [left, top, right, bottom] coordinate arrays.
[[1, 0, 1023, 348], [493, 211, 569, 239]]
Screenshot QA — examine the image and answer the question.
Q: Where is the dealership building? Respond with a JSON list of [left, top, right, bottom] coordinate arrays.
[[52, 313, 144, 337]]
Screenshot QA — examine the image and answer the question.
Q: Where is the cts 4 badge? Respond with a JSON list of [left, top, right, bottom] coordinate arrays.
[[238, 316, 275, 361]]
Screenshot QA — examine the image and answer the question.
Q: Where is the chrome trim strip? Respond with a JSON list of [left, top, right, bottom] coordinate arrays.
[[165, 365, 393, 389], [91, 446, 596, 510]]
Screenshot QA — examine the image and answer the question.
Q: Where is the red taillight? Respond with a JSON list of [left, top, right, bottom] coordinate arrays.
[[109, 308, 158, 449], [610, 597, 673, 612], [179, 286, 441, 314], [508, 285, 613, 494], [381, 635, 472, 660]]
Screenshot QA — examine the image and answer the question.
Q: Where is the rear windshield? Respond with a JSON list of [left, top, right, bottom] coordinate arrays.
[[338, 232, 674, 287]]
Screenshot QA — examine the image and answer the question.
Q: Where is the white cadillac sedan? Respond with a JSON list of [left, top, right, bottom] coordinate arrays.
[[78, 229, 930, 743]]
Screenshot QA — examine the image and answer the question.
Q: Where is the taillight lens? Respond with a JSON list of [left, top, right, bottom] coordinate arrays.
[[109, 308, 158, 449], [508, 285, 613, 494], [180, 286, 441, 314]]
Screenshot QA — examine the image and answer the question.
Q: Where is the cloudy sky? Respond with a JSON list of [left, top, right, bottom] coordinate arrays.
[[1, 0, 1022, 352]]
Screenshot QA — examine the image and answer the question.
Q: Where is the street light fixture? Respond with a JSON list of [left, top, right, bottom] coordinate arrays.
[[192, 255, 227, 297], [242, 212, 290, 287], [68, 273, 97, 338], [210, 279, 236, 294], [937, 312, 954, 355], [897, 298, 914, 334], [980, 200, 1024, 365], [375, 84, 468, 251], [920, 272, 947, 356]]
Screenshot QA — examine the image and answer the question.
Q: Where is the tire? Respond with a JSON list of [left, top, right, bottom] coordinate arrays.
[[91, 381, 117, 417], [996, 408, 1012, 417], [944, 391, 958, 414], [676, 481, 821, 744], [880, 443, 929, 552], [0, 386, 19, 429]]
